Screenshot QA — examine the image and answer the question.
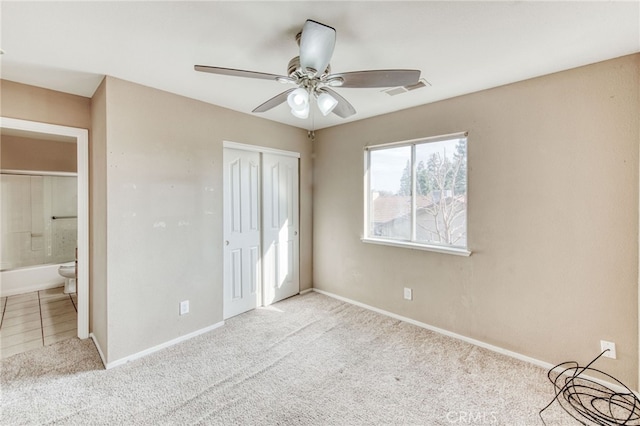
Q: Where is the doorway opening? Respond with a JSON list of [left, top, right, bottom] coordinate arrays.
[[0, 117, 89, 339]]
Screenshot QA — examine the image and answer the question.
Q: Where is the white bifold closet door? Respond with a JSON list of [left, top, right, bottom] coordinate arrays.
[[261, 153, 299, 306], [223, 148, 299, 320], [223, 148, 261, 319]]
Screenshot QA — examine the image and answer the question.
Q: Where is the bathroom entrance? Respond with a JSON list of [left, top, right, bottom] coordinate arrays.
[[222, 143, 300, 319], [0, 117, 89, 342]]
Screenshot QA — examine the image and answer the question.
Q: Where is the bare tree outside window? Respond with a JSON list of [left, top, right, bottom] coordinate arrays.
[[367, 136, 467, 250]]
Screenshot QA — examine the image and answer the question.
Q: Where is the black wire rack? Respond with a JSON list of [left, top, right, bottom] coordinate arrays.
[[539, 350, 640, 425]]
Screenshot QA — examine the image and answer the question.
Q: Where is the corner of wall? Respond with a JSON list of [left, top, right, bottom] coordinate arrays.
[[89, 78, 109, 361]]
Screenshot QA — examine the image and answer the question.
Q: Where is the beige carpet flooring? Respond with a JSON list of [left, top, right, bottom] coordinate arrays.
[[1, 292, 571, 425]]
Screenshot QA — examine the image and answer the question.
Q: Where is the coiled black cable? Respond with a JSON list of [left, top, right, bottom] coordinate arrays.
[[539, 350, 640, 425]]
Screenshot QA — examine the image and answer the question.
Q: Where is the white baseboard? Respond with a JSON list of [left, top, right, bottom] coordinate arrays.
[[312, 288, 638, 395], [299, 288, 313, 295], [91, 321, 225, 370]]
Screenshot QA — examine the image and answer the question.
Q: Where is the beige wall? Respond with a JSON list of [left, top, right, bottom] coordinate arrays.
[[314, 54, 640, 387], [1, 79, 98, 347], [90, 79, 108, 358], [97, 77, 310, 363], [3, 54, 637, 387], [2, 78, 312, 365], [1, 135, 77, 172], [1, 79, 91, 129]]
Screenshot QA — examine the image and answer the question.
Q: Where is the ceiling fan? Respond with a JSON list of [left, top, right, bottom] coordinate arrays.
[[195, 19, 421, 119]]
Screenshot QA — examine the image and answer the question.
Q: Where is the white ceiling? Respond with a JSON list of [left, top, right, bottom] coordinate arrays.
[[1, 1, 638, 130]]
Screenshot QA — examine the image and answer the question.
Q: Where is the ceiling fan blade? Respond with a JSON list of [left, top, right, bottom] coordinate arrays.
[[321, 88, 356, 118], [194, 65, 285, 81], [299, 20, 336, 76], [330, 70, 421, 88], [252, 88, 296, 113]]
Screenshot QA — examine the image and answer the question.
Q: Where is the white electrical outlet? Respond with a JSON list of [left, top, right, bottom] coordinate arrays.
[[180, 300, 189, 316], [403, 287, 413, 301], [600, 340, 616, 359]]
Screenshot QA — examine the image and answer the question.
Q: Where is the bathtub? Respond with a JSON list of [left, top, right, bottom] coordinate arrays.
[[1, 263, 67, 297]]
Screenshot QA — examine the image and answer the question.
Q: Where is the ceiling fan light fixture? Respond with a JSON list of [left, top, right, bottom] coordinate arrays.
[[195, 19, 417, 121], [291, 105, 310, 119], [287, 88, 310, 119], [316, 92, 338, 116], [287, 88, 309, 111]]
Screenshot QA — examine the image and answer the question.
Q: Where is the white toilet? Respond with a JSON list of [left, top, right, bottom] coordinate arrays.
[[58, 262, 77, 294]]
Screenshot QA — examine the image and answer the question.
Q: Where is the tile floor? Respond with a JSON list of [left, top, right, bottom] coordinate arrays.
[[0, 286, 77, 359]]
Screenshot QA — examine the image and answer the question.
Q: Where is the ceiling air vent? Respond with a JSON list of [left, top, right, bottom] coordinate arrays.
[[383, 78, 431, 96]]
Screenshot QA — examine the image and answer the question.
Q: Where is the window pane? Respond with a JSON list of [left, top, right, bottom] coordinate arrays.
[[414, 138, 467, 247], [369, 146, 412, 240]]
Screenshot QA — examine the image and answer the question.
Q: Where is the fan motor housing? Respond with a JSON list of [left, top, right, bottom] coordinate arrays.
[[287, 57, 301, 76]]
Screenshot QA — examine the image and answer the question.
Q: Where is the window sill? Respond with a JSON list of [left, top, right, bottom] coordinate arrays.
[[361, 237, 472, 257]]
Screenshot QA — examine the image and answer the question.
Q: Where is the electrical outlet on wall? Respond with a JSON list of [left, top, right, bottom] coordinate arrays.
[[180, 300, 189, 316], [600, 340, 616, 359], [403, 287, 413, 301]]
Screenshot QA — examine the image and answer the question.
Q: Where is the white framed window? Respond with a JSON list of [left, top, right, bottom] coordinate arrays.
[[363, 132, 470, 256]]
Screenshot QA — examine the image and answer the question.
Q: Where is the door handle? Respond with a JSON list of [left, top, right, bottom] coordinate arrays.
[[225, 240, 230, 246], [294, 231, 298, 236]]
